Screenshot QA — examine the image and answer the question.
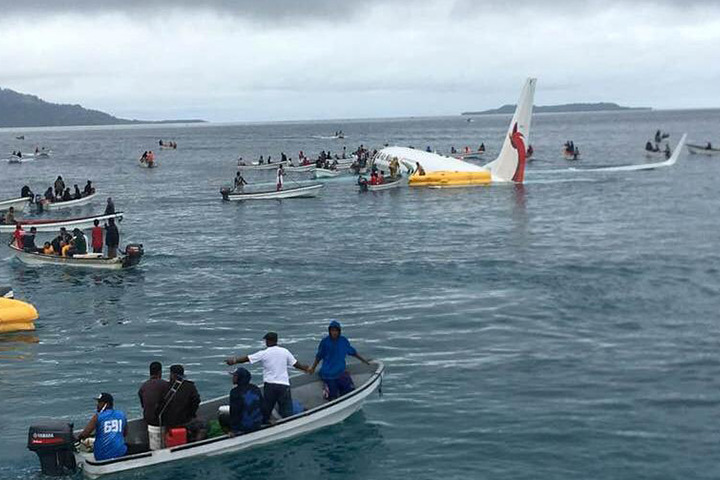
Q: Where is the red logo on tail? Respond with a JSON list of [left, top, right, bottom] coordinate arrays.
[[509, 123, 526, 183]]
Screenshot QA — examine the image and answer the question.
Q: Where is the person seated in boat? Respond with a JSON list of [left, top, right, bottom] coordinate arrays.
[[61, 188, 72, 202], [267, 156, 273, 164], [425, 146, 432, 153], [42, 242, 55, 255], [84, 180, 95, 196], [51, 227, 71, 254], [77, 393, 128, 461], [2, 206, 16, 225], [378, 171, 385, 184], [35, 146, 39, 154], [12, 224, 25, 248], [147, 151, 155, 164], [664, 143, 672, 159], [281, 152, 288, 163], [415, 162, 426, 176], [22, 227, 42, 253], [479, 143, 485, 152], [706, 142, 712, 150], [451, 146, 457, 154], [43, 187, 54, 202], [140, 151, 148, 164], [138, 361, 170, 449], [20, 185, 33, 198], [237, 156, 246, 166], [309, 320, 371, 401], [234, 172, 247, 192], [226, 332, 311, 423], [464, 146, 470, 154], [258, 155, 265, 165], [225, 367, 263, 436], [73, 184, 83, 200], [157, 364, 202, 441], [368, 171, 378, 185], [645, 141, 654, 152], [67, 228, 88, 257]]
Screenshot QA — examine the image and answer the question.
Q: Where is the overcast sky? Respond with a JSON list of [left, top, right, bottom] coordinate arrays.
[[1, 0, 719, 122]]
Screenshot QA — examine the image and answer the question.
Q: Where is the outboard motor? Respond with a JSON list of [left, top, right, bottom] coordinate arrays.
[[122, 243, 144, 268], [27, 422, 77, 476]]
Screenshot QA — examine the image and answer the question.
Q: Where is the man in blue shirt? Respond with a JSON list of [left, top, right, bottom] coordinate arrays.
[[309, 320, 371, 400], [78, 393, 128, 461]]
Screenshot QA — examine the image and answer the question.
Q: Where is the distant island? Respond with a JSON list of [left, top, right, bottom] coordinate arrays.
[[462, 102, 651, 115], [0, 87, 206, 127]]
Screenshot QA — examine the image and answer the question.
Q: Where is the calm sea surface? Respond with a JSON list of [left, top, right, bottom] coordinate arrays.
[[1, 109, 719, 479]]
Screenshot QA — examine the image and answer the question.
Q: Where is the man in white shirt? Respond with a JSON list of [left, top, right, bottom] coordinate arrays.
[[226, 332, 310, 422]]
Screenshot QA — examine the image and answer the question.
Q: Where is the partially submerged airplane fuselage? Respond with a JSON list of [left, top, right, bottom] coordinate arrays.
[[373, 78, 537, 187]]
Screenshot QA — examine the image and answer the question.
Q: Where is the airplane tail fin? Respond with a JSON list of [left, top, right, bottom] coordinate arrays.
[[485, 78, 536, 182]]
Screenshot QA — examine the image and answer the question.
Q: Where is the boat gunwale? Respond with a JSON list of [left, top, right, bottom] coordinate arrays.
[[82, 362, 384, 467]]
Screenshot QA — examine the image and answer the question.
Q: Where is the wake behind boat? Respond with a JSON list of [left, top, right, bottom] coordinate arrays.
[[220, 184, 323, 201], [0, 212, 123, 234], [28, 362, 383, 478]]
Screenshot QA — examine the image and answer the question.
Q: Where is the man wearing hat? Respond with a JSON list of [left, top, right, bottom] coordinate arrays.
[[77, 393, 128, 461], [227, 367, 263, 435], [309, 320, 371, 400], [226, 332, 310, 422]]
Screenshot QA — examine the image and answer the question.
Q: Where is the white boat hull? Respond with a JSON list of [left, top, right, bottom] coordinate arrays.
[[366, 178, 404, 191], [237, 161, 288, 171], [0, 212, 123, 233], [43, 193, 98, 211], [139, 160, 158, 168], [285, 165, 316, 173], [0, 197, 31, 212], [10, 246, 131, 270], [223, 184, 323, 201], [314, 169, 342, 178], [74, 362, 383, 478], [686, 144, 720, 156]]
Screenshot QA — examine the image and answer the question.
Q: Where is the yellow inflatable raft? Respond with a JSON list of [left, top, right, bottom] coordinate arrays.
[[408, 170, 492, 187], [0, 297, 38, 334]]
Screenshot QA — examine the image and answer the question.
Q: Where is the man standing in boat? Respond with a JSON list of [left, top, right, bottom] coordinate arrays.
[[309, 320, 371, 400], [138, 361, 170, 450], [226, 332, 310, 422]]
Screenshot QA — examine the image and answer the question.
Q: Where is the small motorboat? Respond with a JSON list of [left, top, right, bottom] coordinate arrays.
[[0, 197, 32, 213], [686, 143, 720, 156], [285, 164, 316, 173], [9, 243, 144, 270], [139, 159, 158, 168], [314, 168, 342, 179], [42, 192, 98, 211], [27, 362, 384, 478], [360, 176, 405, 192], [237, 161, 289, 171], [220, 184, 323, 201], [7, 155, 34, 164], [0, 212, 123, 233]]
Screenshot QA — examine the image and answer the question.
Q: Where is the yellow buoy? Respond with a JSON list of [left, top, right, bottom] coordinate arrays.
[[0, 297, 38, 334], [408, 170, 492, 187]]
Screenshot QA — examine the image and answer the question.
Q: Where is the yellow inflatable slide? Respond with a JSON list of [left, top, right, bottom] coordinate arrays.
[[0, 297, 38, 334]]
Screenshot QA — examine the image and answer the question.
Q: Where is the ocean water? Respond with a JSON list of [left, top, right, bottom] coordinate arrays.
[[1, 109, 720, 479]]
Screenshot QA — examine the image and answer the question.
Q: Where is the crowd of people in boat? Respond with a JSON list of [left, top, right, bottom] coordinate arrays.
[[74, 322, 370, 461], [10, 217, 121, 259], [449, 144, 486, 155], [139, 151, 156, 166], [9, 146, 50, 158], [563, 140, 580, 159], [159, 140, 177, 149]]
